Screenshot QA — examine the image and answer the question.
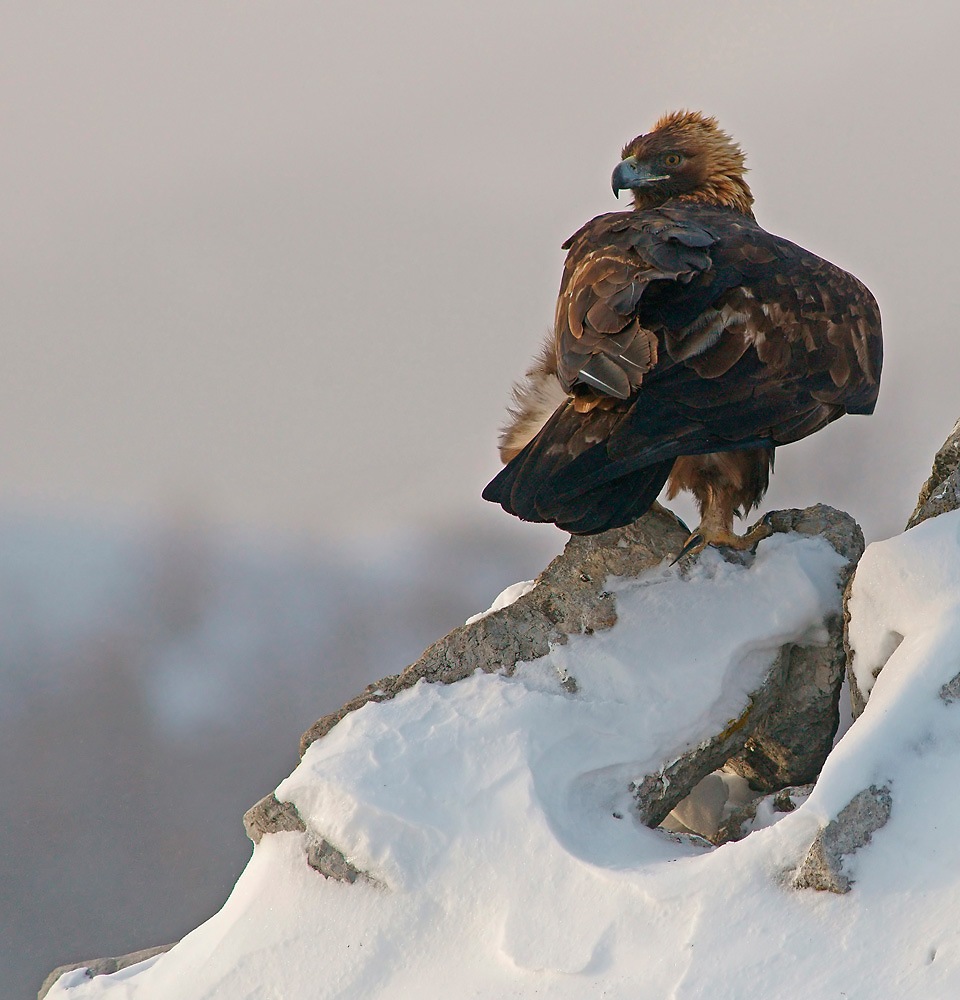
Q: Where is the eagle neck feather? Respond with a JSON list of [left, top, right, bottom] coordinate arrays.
[[632, 176, 755, 219]]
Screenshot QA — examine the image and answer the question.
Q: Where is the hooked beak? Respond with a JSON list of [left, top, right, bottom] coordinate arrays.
[[611, 155, 670, 197]]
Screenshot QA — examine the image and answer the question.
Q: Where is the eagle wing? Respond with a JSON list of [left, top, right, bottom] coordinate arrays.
[[483, 203, 882, 532]]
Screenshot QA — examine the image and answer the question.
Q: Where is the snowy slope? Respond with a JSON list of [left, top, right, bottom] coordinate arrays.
[[46, 518, 960, 999]]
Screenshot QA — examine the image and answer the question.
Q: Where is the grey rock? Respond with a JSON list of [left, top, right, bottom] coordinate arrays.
[[794, 784, 892, 893], [761, 505, 864, 591], [242, 793, 376, 887], [907, 417, 960, 529], [241, 793, 378, 886], [634, 506, 863, 826], [939, 670, 960, 704], [843, 573, 868, 719], [726, 506, 864, 791], [306, 837, 378, 885], [299, 504, 690, 755], [726, 638, 843, 792], [38, 943, 175, 999], [712, 783, 815, 847], [243, 793, 306, 845], [907, 466, 960, 530]]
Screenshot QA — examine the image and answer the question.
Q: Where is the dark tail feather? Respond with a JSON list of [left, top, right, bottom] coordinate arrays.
[[483, 427, 675, 535], [535, 458, 675, 534], [483, 395, 681, 535], [482, 448, 528, 518]]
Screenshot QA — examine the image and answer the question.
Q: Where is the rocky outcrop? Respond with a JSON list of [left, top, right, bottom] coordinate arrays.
[[243, 793, 306, 844], [306, 838, 379, 885], [907, 417, 960, 529], [295, 503, 862, 837], [726, 508, 862, 789], [38, 944, 175, 1000], [243, 793, 377, 884], [630, 507, 862, 826], [939, 669, 960, 705], [793, 785, 893, 893]]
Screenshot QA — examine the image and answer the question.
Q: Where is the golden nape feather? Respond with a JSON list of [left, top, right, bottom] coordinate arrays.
[[483, 110, 882, 554]]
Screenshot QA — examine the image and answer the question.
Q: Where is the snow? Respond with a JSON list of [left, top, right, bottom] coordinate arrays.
[[46, 518, 960, 999], [464, 578, 535, 624], [847, 510, 960, 700]]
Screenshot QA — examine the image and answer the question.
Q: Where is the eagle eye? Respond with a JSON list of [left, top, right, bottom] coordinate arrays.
[[663, 153, 683, 167]]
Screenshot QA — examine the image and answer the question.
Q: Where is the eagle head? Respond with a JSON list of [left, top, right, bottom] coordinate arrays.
[[612, 110, 754, 217]]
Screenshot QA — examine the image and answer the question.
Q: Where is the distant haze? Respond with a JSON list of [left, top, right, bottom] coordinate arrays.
[[2, 1, 957, 542]]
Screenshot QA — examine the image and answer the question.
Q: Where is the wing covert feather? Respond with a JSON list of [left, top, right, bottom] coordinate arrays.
[[554, 202, 882, 449]]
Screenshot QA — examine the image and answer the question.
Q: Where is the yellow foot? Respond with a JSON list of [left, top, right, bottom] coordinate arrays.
[[673, 520, 773, 563]]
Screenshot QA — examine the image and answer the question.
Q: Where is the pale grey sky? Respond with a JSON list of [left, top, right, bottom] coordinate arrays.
[[2, 1, 957, 542]]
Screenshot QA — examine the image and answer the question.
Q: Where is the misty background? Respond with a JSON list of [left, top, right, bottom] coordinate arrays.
[[2, 2, 958, 996]]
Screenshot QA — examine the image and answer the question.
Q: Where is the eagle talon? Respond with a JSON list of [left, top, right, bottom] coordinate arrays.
[[736, 521, 774, 550], [672, 522, 772, 565], [672, 532, 706, 564]]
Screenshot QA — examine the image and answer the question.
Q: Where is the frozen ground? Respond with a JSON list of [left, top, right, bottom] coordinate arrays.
[[46, 515, 960, 999]]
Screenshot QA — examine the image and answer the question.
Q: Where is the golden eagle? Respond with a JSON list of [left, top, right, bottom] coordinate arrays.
[[483, 111, 882, 555]]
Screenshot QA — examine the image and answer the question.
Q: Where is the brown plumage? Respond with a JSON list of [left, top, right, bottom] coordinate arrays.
[[483, 111, 882, 549]]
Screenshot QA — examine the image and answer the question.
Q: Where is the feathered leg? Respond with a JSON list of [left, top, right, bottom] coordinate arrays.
[[674, 485, 772, 559], [668, 449, 773, 559]]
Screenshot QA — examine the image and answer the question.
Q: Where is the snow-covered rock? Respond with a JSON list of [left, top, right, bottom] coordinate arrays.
[[294, 505, 861, 834], [793, 783, 892, 893], [50, 502, 938, 1000], [848, 417, 960, 715], [39, 947, 175, 1000], [42, 413, 960, 999]]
